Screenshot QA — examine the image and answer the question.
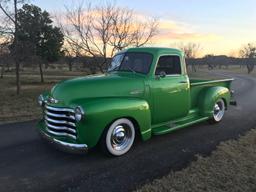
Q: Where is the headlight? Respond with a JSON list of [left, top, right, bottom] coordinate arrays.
[[75, 106, 85, 122], [38, 95, 44, 107]]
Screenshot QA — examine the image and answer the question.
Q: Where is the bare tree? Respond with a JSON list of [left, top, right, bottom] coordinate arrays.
[[0, 0, 27, 94], [240, 43, 256, 74], [0, 35, 11, 78], [109, 7, 158, 54], [178, 42, 201, 72], [62, 48, 74, 71], [62, 37, 84, 71], [60, 1, 158, 73]]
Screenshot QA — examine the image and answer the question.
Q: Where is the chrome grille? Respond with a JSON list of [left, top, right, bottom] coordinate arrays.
[[44, 105, 77, 140]]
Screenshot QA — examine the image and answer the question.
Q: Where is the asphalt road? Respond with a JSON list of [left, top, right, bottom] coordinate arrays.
[[0, 73, 256, 192]]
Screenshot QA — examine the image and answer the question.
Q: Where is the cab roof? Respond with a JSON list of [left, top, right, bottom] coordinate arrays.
[[121, 47, 184, 57]]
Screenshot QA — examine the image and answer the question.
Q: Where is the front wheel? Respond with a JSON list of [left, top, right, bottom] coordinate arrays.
[[209, 99, 225, 123], [100, 118, 135, 156]]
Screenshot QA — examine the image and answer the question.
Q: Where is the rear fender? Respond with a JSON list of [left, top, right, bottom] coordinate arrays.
[[199, 86, 231, 117]]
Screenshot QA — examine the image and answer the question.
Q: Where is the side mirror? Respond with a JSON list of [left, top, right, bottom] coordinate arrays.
[[159, 71, 166, 78], [155, 71, 166, 80]]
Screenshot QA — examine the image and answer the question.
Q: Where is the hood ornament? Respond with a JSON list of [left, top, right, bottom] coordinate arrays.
[[47, 96, 59, 104]]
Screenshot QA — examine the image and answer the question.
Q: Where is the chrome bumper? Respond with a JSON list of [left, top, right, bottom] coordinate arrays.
[[39, 129, 88, 154]]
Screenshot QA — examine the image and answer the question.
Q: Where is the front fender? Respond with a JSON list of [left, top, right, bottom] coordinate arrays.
[[71, 98, 151, 148], [199, 86, 231, 117]]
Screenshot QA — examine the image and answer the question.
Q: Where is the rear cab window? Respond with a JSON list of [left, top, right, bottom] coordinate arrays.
[[155, 56, 182, 75]]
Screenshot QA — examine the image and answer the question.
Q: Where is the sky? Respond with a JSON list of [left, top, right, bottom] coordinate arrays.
[[34, 0, 256, 56]]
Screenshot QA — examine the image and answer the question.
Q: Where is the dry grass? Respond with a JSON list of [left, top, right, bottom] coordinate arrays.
[[136, 129, 256, 192]]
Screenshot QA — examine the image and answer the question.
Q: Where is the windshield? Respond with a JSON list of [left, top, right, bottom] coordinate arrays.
[[108, 52, 153, 74]]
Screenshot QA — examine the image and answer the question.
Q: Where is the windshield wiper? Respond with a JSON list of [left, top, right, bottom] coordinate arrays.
[[109, 65, 136, 74]]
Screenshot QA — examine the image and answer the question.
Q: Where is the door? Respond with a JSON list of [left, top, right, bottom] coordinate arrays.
[[150, 55, 190, 124]]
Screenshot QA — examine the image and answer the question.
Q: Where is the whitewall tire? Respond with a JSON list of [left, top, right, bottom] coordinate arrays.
[[210, 99, 225, 123], [101, 118, 135, 156]]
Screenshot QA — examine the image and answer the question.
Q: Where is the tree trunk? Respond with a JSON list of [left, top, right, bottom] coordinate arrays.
[[39, 62, 44, 83], [68, 60, 72, 71], [192, 64, 196, 72], [0, 63, 4, 78], [15, 60, 20, 94], [247, 64, 254, 74], [14, 0, 21, 94], [247, 59, 254, 74]]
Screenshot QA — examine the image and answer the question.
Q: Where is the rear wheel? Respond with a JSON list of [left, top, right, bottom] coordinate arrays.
[[101, 118, 135, 156], [209, 99, 225, 123]]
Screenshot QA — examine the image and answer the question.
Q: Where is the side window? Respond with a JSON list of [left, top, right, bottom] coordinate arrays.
[[155, 56, 181, 75]]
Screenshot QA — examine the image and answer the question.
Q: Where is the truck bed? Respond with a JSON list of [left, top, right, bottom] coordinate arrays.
[[189, 78, 233, 109]]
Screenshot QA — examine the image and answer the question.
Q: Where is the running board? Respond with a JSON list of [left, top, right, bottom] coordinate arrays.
[[152, 116, 209, 136]]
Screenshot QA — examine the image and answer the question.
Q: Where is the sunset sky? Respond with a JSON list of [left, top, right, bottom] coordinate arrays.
[[35, 0, 256, 57]]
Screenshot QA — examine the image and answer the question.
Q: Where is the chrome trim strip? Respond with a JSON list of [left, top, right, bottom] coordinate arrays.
[[46, 128, 77, 140], [46, 105, 75, 113], [45, 116, 76, 127], [129, 89, 143, 95], [45, 111, 75, 120], [46, 122, 76, 134], [39, 130, 88, 153]]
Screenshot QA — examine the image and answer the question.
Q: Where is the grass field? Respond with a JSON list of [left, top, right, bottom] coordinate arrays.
[[136, 128, 256, 192]]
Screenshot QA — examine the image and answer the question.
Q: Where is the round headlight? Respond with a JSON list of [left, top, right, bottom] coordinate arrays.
[[38, 95, 44, 107], [75, 106, 85, 122]]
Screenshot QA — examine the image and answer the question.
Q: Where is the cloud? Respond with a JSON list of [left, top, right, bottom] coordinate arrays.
[[153, 19, 221, 44]]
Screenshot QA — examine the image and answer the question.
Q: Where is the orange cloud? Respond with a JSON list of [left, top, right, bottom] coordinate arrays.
[[153, 19, 221, 44]]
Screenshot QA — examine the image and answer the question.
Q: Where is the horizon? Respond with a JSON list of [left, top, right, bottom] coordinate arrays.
[[34, 0, 256, 57]]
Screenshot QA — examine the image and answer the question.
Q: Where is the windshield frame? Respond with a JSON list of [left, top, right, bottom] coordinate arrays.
[[108, 52, 154, 75]]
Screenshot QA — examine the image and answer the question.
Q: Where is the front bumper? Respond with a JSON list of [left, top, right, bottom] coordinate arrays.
[[39, 129, 88, 154]]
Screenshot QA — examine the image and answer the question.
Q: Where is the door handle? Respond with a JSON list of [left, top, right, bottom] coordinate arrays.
[[179, 81, 187, 83]]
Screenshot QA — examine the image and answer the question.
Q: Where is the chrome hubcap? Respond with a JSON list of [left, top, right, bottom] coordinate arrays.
[[213, 100, 225, 121], [111, 124, 132, 151]]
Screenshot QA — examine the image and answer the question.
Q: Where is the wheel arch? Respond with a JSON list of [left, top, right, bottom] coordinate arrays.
[[199, 86, 231, 117], [101, 116, 143, 143], [74, 97, 152, 148]]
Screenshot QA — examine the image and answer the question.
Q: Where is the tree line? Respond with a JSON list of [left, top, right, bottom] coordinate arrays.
[[178, 42, 256, 73], [0, 0, 255, 95]]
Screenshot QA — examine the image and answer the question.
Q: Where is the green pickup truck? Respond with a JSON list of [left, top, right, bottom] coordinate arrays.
[[37, 47, 235, 156]]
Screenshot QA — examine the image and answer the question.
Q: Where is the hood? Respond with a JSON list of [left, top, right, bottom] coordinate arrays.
[[50, 73, 145, 105]]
